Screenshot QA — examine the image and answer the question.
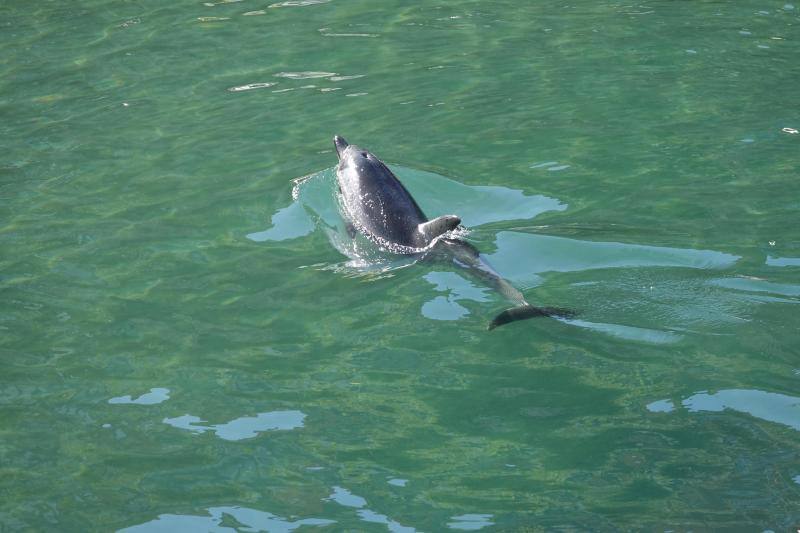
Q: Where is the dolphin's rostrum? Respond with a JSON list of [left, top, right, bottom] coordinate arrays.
[[333, 135, 574, 329]]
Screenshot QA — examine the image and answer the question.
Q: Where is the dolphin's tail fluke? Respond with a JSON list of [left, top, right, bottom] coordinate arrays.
[[488, 305, 576, 330]]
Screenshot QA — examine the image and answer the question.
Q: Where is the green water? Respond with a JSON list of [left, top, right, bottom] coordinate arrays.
[[3, 0, 800, 530]]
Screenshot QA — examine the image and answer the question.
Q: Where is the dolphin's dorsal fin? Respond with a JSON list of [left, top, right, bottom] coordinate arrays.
[[418, 215, 461, 241]]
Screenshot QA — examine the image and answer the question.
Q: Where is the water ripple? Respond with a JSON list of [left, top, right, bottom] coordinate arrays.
[[683, 389, 800, 430], [269, 0, 331, 6], [274, 71, 337, 79], [422, 271, 490, 321], [227, 82, 277, 92], [488, 232, 739, 279], [327, 486, 417, 532], [646, 399, 676, 413], [108, 388, 170, 405], [119, 506, 334, 532], [329, 74, 364, 81], [163, 410, 306, 441], [710, 277, 800, 298], [766, 255, 800, 267], [447, 514, 495, 531], [648, 389, 800, 431], [560, 318, 683, 344]]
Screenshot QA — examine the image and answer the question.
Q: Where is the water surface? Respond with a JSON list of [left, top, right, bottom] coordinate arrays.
[[2, 0, 800, 530]]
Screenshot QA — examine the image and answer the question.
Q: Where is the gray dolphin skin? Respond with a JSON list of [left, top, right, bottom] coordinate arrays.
[[333, 135, 574, 330], [334, 135, 460, 249]]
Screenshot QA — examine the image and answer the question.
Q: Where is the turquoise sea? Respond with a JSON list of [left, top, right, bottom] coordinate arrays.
[[2, 0, 800, 530]]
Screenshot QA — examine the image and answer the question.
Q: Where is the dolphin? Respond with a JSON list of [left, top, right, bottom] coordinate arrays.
[[333, 135, 460, 250], [333, 135, 574, 329]]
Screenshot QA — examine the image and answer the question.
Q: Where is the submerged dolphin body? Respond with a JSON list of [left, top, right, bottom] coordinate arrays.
[[333, 135, 573, 329]]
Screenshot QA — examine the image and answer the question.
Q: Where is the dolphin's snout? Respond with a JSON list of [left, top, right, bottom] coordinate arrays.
[[333, 135, 349, 159]]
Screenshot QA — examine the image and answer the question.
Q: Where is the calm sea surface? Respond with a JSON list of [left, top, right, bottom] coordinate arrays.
[[2, 1, 800, 530]]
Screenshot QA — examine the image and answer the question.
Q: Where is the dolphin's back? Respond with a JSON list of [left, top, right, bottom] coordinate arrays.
[[337, 146, 429, 248]]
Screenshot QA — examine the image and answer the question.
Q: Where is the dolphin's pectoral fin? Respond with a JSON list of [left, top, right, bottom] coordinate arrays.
[[418, 215, 461, 242], [488, 305, 576, 330]]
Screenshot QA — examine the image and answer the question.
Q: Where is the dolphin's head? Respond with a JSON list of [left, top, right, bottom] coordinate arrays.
[[333, 135, 378, 173], [334, 135, 349, 160]]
